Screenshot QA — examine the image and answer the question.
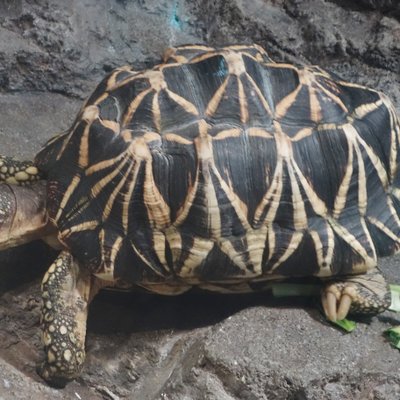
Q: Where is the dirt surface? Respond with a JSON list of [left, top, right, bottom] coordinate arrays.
[[0, 0, 400, 399]]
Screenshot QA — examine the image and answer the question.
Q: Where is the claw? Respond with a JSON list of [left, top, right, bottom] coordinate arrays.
[[322, 293, 328, 318], [337, 293, 352, 320], [322, 291, 338, 322]]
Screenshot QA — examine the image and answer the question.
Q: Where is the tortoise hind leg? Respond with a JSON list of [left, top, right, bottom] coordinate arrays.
[[0, 155, 41, 184], [37, 251, 92, 387], [321, 267, 391, 321]]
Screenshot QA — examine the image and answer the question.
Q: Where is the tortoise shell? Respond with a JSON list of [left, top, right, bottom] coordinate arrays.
[[35, 44, 400, 288]]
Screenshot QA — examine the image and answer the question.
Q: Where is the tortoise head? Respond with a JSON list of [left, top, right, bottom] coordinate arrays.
[[0, 181, 54, 250]]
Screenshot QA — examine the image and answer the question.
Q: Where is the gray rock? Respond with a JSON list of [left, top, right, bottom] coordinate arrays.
[[0, 0, 400, 399]]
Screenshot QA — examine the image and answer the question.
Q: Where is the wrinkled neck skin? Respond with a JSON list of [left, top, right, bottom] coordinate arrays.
[[0, 181, 57, 251]]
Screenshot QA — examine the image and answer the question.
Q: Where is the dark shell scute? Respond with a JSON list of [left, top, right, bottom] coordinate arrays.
[[163, 55, 229, 116]]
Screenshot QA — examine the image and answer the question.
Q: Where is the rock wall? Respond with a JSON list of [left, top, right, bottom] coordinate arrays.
[[0, 1, 400, 399]]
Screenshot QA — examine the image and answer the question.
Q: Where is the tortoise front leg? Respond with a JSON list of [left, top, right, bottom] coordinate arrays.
[[0, 155, 41, 184], [321, 267, 391, 321], [37, 251, 91, 387]]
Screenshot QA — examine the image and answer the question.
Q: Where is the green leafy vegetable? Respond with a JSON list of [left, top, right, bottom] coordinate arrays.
[[386, 326, 400, 349], [331, 318, 357, 332], [389, 285, 400, 313], [271, 283, 320, 298]]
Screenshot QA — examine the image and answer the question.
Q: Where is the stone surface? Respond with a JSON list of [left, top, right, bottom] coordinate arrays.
[[0, 0, 400, 399]]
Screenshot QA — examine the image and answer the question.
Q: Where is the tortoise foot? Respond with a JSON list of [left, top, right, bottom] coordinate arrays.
[[321, 268, 391, 321], [37, 359, 83, 389], [39, 251, 90, 386]]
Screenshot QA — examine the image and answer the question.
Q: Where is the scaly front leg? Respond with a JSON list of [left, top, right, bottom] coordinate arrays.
[[37, 251, 91, 387], [0, 155, 41, 184]]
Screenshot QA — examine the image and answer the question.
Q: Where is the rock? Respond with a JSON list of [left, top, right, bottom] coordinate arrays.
[[0, 0, 400, 399]]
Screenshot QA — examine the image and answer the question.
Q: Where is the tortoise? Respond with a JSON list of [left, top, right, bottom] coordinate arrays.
[[0, 44, 399, 387]]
